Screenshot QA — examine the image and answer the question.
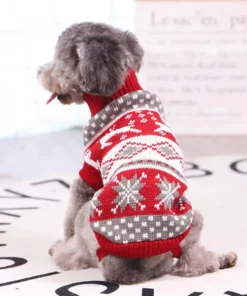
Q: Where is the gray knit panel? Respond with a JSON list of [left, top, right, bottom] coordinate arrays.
[[91, 210, 193, 244], [83, 90, 165, 146]]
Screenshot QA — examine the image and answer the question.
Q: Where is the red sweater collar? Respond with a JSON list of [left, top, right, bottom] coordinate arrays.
[[83, 69, 143, 117]]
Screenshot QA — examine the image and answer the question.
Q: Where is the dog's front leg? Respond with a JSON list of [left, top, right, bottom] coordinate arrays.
[[171, 210, 238, 277], [48, 178, 98, 270], [49, 202, 99, 270], [64, 177, 95, 239]]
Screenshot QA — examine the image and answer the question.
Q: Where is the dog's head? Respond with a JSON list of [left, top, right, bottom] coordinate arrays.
[[37, 22, 144, 105]]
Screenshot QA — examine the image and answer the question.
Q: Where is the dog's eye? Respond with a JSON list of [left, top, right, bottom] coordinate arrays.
[[82, 81, 86, 86]]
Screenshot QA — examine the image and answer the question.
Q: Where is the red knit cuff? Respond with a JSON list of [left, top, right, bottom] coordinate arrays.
[[83, 69, 142, 117], [93, 226, 191, 260], [79, 162, 103, 192], [111, 69, 142, 100]]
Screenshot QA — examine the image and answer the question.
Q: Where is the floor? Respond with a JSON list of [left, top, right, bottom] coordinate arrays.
[[0, 129, 246, 296], [1, 128, 247, 179]]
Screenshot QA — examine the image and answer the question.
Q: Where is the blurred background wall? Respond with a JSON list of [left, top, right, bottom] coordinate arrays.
[[1, 0, 247, 139], [0, 0, 134, 139], [0, 0, 246, 178]]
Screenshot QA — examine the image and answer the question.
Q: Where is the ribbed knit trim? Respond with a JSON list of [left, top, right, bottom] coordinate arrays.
[[111, 69, 142, 100], [83, 69, 142, 117], [82, 95, 112, 118], [95, 226, 191, 260]]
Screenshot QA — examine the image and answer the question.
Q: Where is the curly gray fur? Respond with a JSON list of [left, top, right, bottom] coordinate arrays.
[[49, 201, 99, 270], [100, 210, 237, 284], [38, 22, 237, 284], [64, 178, 95, 239], [37, 22, 144, 104], [101, 253, 173, 285]]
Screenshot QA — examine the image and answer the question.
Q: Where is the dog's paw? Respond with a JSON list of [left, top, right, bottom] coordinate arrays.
[[219, 252, 238, 269], [104, 270, 141, 285], [49, 239, 89, 271], [54, 252, 89, 271], [191, 210, 204, 230], [49, 240, 62, 256], [170, 264, 207, 277]]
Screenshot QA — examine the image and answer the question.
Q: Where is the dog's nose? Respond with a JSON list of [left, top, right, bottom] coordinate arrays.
[[57, 95, 64, 101]]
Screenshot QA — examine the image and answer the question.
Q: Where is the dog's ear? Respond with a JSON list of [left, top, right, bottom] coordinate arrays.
[[124, 31, 144, 72], [76, 36, 134, 96]]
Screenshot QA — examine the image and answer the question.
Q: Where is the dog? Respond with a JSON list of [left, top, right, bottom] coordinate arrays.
[[37, 22, 237, 284]]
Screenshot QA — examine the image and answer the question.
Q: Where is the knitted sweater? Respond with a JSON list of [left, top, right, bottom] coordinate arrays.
[[80, 88, 192, 261]]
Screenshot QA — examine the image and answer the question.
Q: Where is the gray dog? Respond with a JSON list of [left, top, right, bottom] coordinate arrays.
[[37, 22, 237, 284]]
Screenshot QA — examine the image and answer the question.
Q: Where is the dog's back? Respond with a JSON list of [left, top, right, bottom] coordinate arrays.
[[80, 90, 193, 260]]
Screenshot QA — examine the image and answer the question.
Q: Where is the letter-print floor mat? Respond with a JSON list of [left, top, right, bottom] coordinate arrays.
[[0, 155, 246, 296]]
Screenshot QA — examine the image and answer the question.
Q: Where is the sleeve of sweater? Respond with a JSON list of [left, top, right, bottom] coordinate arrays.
[[79, 161, 103, 192]]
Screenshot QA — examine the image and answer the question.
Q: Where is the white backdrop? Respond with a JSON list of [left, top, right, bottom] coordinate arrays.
[[1, 0, 247, 139], [0, 0, 134, 139]]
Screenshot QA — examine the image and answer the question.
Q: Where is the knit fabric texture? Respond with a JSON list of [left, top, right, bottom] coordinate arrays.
[[79, 90, 193, 260], [83, 69, 142, 117]]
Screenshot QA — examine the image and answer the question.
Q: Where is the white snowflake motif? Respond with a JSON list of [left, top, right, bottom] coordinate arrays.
[[147, 111, 154, 115], [109, 125, 116, 133], [138, 113, 146, 118], [140, 118, 148, 123], [154, 174, 181, 210], [128, 120, 135, 126], [111, 173, 147, 214], [151, 116, 157, 122], [180, 205, 186, 211], [120, 135, 127, 141], [125, 114, 133, 120], [90, 190, 103, 217], [175, 195, 190, 211]]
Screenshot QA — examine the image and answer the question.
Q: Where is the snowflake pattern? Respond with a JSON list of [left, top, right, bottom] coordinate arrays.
[[125, 114, 133, 119], [128, 120, 135, 126], [111, 173, 147, 214], [154, 174, 181, 210], [175, 195, 191, 211], [90, 190, 103, 217], [120, 135, 127, 141]]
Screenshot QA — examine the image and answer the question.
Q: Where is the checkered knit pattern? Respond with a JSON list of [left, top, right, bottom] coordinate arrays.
[[79, 90, 192, 260]]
